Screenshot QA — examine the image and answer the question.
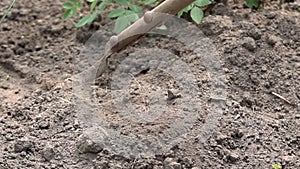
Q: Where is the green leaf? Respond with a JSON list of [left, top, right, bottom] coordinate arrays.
[[63, 9, 71, 19], [77, 2, 83, 10], [272, 164, 282, 169], [125, 11, 139, 22], [91, 0, 99, 11], [190, 7, 203, 24], [178, 4, 194, 17], [76, 15, 91, 27], [86, 0, 94, 2], [62, 2, 73, 9], [144, 0, 156, 5], [245, 0, 259, 8], [70, 8, 76, 17], [98, 1, 108, 12], [115, 0, 128, 6], [114, 16, 130, 33], [87, 12, 98, 23], [185, 4, 194, 11], [71, 0, 79, 4], [107, 8, 126, 18], [156, 24, 167, 30], [129, 5, 142, 13], [194, 0, 211, 7], [178, 10, 184, 17]]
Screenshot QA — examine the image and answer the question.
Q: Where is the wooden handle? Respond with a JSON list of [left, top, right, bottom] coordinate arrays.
[[107, 0, 195, 53]]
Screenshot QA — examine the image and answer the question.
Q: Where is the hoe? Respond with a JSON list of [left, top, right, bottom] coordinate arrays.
[[97, 0, 196, 75]]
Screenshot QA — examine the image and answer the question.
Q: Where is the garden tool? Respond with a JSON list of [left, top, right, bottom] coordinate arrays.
[[96, 0, 196, 76]]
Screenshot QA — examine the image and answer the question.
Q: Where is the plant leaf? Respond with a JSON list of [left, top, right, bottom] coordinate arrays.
[[156, 24, 167, 30], [77, 2, 83, 10], [98, 1, 108, 12], [129, 5, 142, 13], [190, 7, 203, 24], [178, 4, 194, 17], [91, 0, 99, 11], [114, 16, 130, 33], [62, 2, 73, 9], [245, 0, 259, 8], [70, 8, 76, 17], [107, 8, 126, 18], [71, 0, 78, 4], [115, 0, 128, 6], [76, 15, 91, 27], [178, 9, 184, 17], [63, 9, 71, 19], [125, 11, 139, 23], [87, 11, 98, 23], [144, 0, 156, 5], [194, 0, 211, 7]]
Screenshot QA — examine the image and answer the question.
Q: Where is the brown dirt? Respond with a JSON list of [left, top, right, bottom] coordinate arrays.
[[0, 0, 299, 168]]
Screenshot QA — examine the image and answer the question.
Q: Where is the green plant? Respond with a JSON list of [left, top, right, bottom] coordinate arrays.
[[245, 0, 259, 8], [0, 0, 16, 25], [245, 0, 267, 9], [63, 0, 212, 33], [272, 164, 282, 169], [178, 0, 211, 24], [62, 0, 268, 33], [63, 0, 160, 33]]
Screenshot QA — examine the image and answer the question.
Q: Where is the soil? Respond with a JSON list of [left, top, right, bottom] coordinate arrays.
[[0, 0, 299, 168]]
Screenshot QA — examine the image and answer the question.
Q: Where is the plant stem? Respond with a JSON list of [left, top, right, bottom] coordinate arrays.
[[0, 0, 17, 25]]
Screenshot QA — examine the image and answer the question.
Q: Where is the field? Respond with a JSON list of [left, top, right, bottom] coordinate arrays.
[[0, 0, 299, 168]]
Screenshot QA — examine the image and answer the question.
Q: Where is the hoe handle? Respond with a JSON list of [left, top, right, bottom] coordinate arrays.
[[107, 0, 195, 53], [97, 0, 195, 76]]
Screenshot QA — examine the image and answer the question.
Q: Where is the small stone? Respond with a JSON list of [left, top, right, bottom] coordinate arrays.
[[76, 135, 103, 154], [164, 158, 181, 169], [216, 133, 227, 144], [38, 120, 50, 129], [240, 91, 253, 108], [266, 35, 281, 46], [261, 65, 267, 72], [282, 155, 294, 163], [14, 140, 33, 153], [242, 37, 256, 52], [0, 84, 9, 90], [2, 23, 12, 31], [265, 12, 276, 19], [19, 9, 30, 16], [168, 162, 181, 169], [227, 152, 239, 162], [247, 28, 261, 40], [181, 157, 193, 168], [167, 89, 181, 101], [51, 25, 63, 33], [41, 147, 55, 161]]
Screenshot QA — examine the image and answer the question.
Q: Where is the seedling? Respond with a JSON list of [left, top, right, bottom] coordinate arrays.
[[62, 0, 212, 33], [272, 164, 282, 169], [178, 0, 212, 24]]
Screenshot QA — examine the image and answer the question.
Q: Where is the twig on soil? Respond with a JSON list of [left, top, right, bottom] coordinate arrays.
[[271, 92, 293, 105], [0, 0, 16, 25], [131, 157, 138, 169], [59, 97, 72, 104]]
